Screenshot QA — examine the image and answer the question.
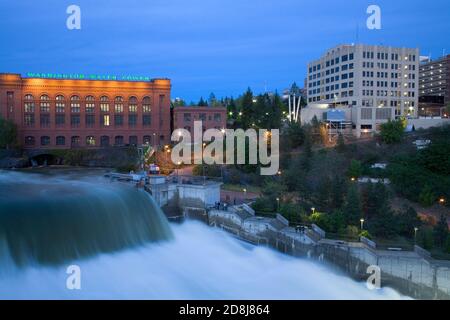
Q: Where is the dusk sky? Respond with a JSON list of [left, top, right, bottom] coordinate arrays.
[[0, 0, 449, 102]]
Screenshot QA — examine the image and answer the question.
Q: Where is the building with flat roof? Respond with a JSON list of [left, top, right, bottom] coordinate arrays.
[[0, 73, 171, 148], [419, 55, 450, 117], [306, 44, 419, 136], [173, 105, 227, 136]]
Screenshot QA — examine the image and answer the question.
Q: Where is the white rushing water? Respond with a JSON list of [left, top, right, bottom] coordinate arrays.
[[0, 221, 406, 300]]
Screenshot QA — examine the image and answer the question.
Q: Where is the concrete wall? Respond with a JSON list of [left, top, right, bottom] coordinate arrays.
[[409, 118, 450, 130]]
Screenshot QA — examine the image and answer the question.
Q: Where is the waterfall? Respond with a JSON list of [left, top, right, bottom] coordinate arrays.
[[0, 171, 173, 268]]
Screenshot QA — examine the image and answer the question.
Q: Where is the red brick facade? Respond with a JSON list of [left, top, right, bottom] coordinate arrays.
[[173, 106, 227, 137], [0, 73, 171, 149]]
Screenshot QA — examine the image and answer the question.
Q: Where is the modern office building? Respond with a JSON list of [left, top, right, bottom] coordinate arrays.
[[306, 44, 419, 136], [173, 105, 227, 137], [0, 73, 172, 148], [419, 55, 450, 117]]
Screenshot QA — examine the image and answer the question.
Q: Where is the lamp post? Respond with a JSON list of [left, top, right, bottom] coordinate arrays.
[[414, 227, 419, 244], [439, 197, 446, 206], [276, 197, 280, 211], [311, 207, 315, 215], [360, 218, 365, 230]]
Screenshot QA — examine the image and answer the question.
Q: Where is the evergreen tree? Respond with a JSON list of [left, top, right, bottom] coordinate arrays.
[[397, 206, 421, 238], [344, 184, 362, 225], [336, 133, 346, 153], [198, 97, 208, 106], [0, 117, 17, 149], [434, 214, 449, 248], [331, 175, 346, 210]]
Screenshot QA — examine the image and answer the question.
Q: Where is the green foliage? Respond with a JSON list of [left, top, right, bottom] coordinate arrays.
[[419, 185, 436, 207], [445, 234, 450, 254], [344, 184, 362, 225], [347, 160, 363, 178], [336, 133, 346, 153], [359, 230, 372, 239], [0, 117, 17, 149], [434, 214, 449, 248], [418, 227, 434, 250], [397, 206, 421, 238], [380, 119, 406, 144], [286, 122, 305, 149], [192, 164, 222, 177]]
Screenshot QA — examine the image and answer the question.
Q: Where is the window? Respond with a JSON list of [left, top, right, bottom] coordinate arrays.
[[114, 114, 123, 127], [40, 114, 50, 128], [86, 136, 96, 146], [114, 136, 124, 146], [143, 115, 151, 126], [128, 114, 137, 127], [100, 136, 110, 147], [86, 114, 95, 127], [129, 96, 138, 113], [129, 136, 138, 146], [71, 115, 80, 127], [56, 95, 65, 113], [40, 95, 50, 113], [40, 136, 50, 146], [101, 114, 110, 126], [143, 135, 152, 145], [114, 96, 123, 113], [24, 114, 35, 126], [184, 113, 191, 122], [199, 113, 206, 121], [142, 96, 151, 113], [56, 136, 65, 146], [86, 96, 95, 113], [214, 113, 221, 122], [25, 136, 35, 146], [71, 136, 81, 147], [24, 94, 35, 112], [71, 95, 80, 113], [56, 114, 65, 126], [100, 96, 109, 112]]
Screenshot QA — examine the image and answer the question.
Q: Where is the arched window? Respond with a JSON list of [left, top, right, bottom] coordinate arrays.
[[129, 96, 138, 113], [56, 136, 66, 146], [40, 136, 50, 146], [142, 96, 152, 113], [100, 136, 110, 147], [40, 95, 50, 113], [100, 96, 109, 112], [24, 94, 35, 112], [114, 136, 124, 146], [85, 96, 95, 113], [86, 136, 96, 146], [71, 136, 80, 147], [55, 95, 65, 113], [143, 135, 152, 145], [25, 136, 35, 146], [129, 136, 138, 146], [71, 95, 80, 113], [114, 96, 124, 113]]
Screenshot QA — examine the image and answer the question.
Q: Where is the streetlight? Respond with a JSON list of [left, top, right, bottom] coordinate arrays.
[[439, 197, 445, 205], [276, 197, 280, 211], [311, 207, 315, 215], [414, 227, 419, 244], [360, 218, 365, 230]]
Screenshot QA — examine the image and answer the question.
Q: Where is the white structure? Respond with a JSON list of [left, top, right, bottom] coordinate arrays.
[[307, 44, 419, 117]]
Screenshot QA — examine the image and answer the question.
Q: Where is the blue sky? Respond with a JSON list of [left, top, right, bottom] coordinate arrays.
[[0, 0, 449, 102]]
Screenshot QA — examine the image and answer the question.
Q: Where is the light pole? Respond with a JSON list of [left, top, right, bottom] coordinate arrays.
[[439, 197, 446, 206], [311, 207, 315, 215], [414, 227, 419, 244], [360, 218, 365, 230], [276, 197, 280, 211]]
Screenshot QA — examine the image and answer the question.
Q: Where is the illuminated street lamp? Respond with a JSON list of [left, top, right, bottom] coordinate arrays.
[[439, 197, 445, 205], [276, 197, 280, 210], [414, 227, 419, 244], [360, 218, 365, 230], [311, 207, 315, 215]]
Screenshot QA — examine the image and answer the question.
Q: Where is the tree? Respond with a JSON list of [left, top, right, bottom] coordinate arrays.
[[347, 160, 363, 179], [380, 119, 406, 144], [331, 175, 346, 210], [198, 97, 208, 106], [0, 117, 17, 149], [397, 206, 421, 238], [208, 93, 218, 107], [336, 133, 346, 153], [434, 214, 449, 248], [419, 184, 436, 207], [344, 184, 362, 225]]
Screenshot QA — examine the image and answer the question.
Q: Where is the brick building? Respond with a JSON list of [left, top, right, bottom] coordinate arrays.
[[0, 73, 171, 148], [173, 106, 227, 136]]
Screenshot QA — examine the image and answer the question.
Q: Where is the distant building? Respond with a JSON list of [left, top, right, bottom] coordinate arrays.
[[173, 105, 227, 136], [0, 73, 172, 149], [305, 44, 419, 136], [419, 55, 450, 117]]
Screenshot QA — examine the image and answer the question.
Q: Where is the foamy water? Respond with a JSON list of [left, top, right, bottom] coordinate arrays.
[[0, 222, 406, 300]]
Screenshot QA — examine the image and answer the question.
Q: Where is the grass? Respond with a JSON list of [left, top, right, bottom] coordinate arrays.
[[221, 183, 261, 194]]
